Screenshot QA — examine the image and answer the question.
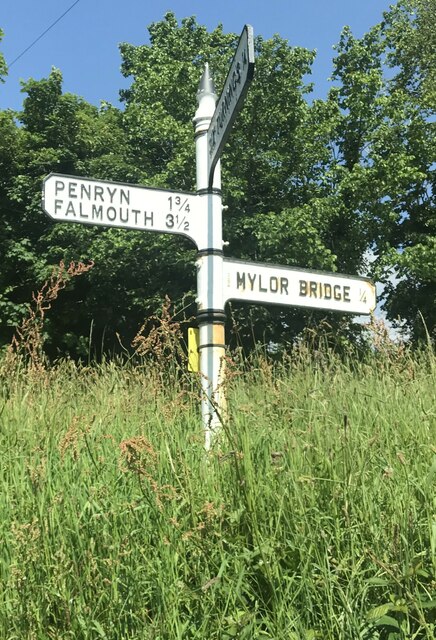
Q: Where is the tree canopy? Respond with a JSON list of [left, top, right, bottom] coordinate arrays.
[[0, 29, 7, 83], [0, 3, 434, 356]]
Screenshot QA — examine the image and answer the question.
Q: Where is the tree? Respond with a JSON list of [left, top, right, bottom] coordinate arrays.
[[384, 0, 436, 109], [1, 9, 433, 354], [0, 68, 127, 352], [379, 2, 435, 341], [0, 29, 7, 82], [321, 2, 435, 344], [380, 0, 435, 341]]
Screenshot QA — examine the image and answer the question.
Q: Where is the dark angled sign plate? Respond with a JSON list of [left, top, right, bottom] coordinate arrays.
[[207, 24, 255, 186]]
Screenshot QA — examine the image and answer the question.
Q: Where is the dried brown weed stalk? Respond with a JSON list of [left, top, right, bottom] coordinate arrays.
[[5, 260, 93, 372], [131, 295, 189, 369]]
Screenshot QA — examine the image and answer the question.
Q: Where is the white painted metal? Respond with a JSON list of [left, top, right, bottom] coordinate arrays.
[[42, 173, 203, 248], [223, 258, 376, 315], [193, 63, 227, 450], [207, 25, 255, 186]]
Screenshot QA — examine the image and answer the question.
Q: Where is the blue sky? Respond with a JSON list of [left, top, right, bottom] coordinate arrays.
[[1, 0, 393, 111]]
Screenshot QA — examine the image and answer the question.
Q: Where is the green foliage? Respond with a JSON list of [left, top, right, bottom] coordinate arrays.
[[0, 29, 7, 82], [326, 9, 435, 343], [0, 347, 435, 638], [384, 0, 436, 109]]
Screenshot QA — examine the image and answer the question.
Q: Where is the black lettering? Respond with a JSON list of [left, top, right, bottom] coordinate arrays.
[[280, 277, 289, 295], [324, 283, 332, 299], [55, 199, 62, 213], [235, 61, 242, 84], [219, 103, 226, 130], [209, 129, 216, 153], [259, 275, 267, 292], [270, 276, 278, 293], [68, 182, 77, 198], [334, 285, 341, 301], [94, 186, 104, 201], [343, 286, 350, 302], [55, 180, 65, 196], [119, 207, 129, 223], [236, 272, 246, 290], [299, 281, 307, 297], [144, 211, 154, 226], [80, 183, 91, 200], [310, 282, 317, 297], [106, 206, 117, 221], [132, 209, 141, 225], [121, 189, 130, 205], [92, 205, 103, 220], [79, 203, 88, 219], [107, 187, 117, 203], [65, 201, 76, 217], [222, 97, 228, 119], [247, 273, 256, 291]]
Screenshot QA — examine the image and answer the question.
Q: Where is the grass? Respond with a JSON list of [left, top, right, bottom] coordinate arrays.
[[0, 343, 435, 639]]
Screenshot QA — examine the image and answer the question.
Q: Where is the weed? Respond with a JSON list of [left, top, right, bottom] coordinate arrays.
[[0, 335, 434, 638], [2, 260, 93, 375]]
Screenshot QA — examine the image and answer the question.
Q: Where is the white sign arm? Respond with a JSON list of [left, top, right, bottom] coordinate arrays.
[[223, 258, 376, 315], [42, 173, 203, 248]]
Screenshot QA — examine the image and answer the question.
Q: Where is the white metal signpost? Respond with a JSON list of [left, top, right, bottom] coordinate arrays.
[[42, 25, 376, 450]]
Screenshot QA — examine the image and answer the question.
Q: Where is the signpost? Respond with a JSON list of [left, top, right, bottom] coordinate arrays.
[[42, 24, 376, 450]]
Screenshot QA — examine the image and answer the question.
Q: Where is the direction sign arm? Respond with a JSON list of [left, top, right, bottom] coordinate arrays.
[[207, 25, 255, 188]]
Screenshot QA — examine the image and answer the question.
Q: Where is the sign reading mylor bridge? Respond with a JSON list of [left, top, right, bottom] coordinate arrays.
[[43, 173, 203, 248], [223, 258, 376, 315]]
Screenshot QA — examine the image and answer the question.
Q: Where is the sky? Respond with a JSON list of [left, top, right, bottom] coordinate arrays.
[[1, 0, 394, 112]]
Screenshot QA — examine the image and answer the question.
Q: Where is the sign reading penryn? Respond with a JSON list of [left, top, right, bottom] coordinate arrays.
[[223, 258, 376, 315], [42, 173, 202, 248], [207, 24, 255, 185]]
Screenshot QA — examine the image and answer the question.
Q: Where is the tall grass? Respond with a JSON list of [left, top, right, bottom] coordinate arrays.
[[0, 343, 435, 639]]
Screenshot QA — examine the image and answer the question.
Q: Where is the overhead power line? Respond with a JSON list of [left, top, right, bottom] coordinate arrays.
[[8, 0, 81, 69]]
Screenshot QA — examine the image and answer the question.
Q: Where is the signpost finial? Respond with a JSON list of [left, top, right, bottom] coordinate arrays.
[[197, 62, 216, 101]]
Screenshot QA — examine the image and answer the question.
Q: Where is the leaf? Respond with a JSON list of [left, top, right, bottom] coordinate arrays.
[[418, 599, 436, 610], [92, 620, 108, 638], [425, 456, 436, 487], [372, 615, 401, 630], [366, 603, 393, 621], [366, 577, 391, 586]]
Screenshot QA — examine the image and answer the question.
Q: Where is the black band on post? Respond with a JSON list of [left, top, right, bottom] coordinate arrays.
[[197, 309, 226, 323], [196, 187, 222, 196], [197, 248, 223, 258], [198, 343, 226, 350]]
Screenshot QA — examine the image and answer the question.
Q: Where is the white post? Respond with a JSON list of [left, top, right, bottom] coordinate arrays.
[[193, 64, 226, 450]]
